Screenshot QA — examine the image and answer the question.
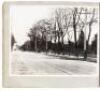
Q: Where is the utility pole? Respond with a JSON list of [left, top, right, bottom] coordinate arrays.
[[83, 26, 87, 60]]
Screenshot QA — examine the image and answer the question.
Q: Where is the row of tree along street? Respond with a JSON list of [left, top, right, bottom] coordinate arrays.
[[12, 7, 98, 60]]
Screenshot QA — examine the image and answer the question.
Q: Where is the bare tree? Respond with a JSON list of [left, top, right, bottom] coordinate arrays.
[[71, 7, 84, 56], [87, 9, 97, 46], [72, 8, 77, 50], [27, 7, 97, 58], [31, 19, 52, 53]]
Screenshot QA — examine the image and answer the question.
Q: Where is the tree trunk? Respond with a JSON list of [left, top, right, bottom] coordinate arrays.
[[83, 27, 87, 60], [84, 23, 92, 60], [45, 33, 48, 54], [87, 23, 92, 44], [73, 13, 78, 56], [34, 36, 37, 52]]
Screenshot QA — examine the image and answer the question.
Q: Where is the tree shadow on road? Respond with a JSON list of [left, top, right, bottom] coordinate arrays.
[[48, 54, 84, 61], [47, 54, 96, 63]]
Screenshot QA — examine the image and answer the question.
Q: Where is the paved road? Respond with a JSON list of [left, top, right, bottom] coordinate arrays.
[[11, 51, 97, 75]]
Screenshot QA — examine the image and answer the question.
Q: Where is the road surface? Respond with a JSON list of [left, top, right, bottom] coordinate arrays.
[[11, 50, 97, 75]]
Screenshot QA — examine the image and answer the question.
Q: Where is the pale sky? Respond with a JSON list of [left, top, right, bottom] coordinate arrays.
[[10, 4, 99, 46]]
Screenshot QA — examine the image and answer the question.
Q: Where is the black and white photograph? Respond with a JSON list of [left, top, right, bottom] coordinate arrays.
[[10, 3, 99, 75], [2, 1, 100, 88]]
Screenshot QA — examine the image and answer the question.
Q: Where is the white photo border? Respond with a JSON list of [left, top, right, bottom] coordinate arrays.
[[2, 1, 100, 88]]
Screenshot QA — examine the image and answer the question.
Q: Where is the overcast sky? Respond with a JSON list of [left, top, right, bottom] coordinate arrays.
[[10, 4, 99, 46]]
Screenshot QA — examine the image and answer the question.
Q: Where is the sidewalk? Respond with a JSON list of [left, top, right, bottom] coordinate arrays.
[[46, 52, 97, 62]]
